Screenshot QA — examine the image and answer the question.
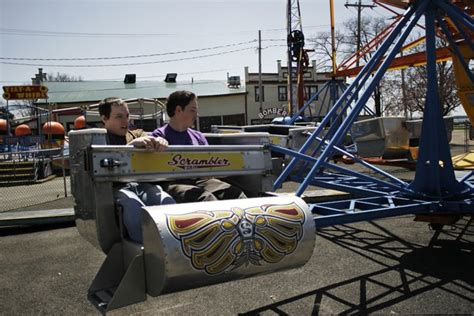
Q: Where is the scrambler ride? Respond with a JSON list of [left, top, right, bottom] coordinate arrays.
[[69, 0, 473, 312]]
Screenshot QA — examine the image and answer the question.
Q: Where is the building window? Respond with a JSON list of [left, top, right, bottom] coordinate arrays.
[[304, 86, 318, 101], [255, 86, 265, 102], [278, 86, 288, 101]]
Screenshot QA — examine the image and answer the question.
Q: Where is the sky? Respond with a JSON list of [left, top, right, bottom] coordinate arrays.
[[1, 0, 394, 89]]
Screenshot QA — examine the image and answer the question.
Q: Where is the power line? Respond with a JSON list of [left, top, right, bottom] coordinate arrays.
[[262, 45, 287, 49], [0, 40, 257, 61], [0, 24, 342, 38], [0, 47, 256, 68], [0, 28, 177, 37], [262, 39, 285, 41]]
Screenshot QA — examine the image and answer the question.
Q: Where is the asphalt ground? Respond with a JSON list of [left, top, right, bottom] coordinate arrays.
[[0, 215, 472, 315]]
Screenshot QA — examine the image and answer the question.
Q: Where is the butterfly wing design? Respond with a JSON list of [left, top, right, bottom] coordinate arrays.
[[166, 202, 306, 275]]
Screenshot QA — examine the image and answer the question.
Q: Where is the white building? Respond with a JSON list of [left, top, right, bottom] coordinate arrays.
[[245, 60, 344, 124]]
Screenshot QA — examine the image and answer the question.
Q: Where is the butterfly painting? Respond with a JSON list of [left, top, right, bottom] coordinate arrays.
[[166, 202, 306, 275]]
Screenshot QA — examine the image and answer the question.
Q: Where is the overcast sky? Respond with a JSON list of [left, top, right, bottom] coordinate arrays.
[[1, 0, 394, 88]]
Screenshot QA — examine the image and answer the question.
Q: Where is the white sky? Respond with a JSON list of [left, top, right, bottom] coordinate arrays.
[[1, 0, 393, 87]]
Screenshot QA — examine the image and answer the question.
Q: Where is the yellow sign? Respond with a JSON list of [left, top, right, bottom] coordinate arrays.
[[270, 135, 287, 146], [131, 152, 245, 173], [2, 85, 48, 100]]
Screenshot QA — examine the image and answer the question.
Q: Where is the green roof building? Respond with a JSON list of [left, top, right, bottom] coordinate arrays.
[[35, 77, 247, 132]]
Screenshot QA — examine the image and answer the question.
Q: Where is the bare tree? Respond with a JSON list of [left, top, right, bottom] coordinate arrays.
[[307, 30, 347, 73], [45, 72, 83, 82], [308, 16, 389, 116], [382, 38, 461, 117], [343, 16, 388, 116], [342, 16, 388, 63], [309, 15, 461, 118]]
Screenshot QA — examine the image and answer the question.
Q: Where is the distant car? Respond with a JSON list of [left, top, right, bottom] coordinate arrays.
[[271, 116, 307, 125]]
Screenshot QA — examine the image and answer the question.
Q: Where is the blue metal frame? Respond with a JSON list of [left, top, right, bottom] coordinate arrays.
[[274, 1, 426, 193], [437, 18, 474, 84], [270, 0, 474, 226]]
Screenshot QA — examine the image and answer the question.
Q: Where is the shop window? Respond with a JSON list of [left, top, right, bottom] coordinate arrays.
[[278, 86, 288, 101], [304, 86, 318, 100], [255, 86, 265, 102]]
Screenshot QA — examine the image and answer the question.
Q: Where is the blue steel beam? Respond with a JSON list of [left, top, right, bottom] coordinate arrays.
[[436, 16, 474, 84], [437, 0, 474, 51], [312, 199, 433, 228], [273, 2, 421, 190], [295, 1, 429, 196], [316, 82, 331, 118], [272, 0, 474, 228], [408, 4, 468, 197], [460, 171, 474, 183], [289, 80, 331, 125], [270, 143, 409, 190], [435, 0, 474, 31], [273, 0, 474, 227], [312, 195, 474, 229], [308, 176, 396, 196], [276, 2, 425, 190], [310, 135, 408, 186]]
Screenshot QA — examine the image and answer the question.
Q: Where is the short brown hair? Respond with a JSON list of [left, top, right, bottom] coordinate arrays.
[[98, 97, 127, 118], [166, 91, 196, 117]]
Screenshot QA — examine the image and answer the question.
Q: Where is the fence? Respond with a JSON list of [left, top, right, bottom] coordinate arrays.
[[0, 147, 71, 213]]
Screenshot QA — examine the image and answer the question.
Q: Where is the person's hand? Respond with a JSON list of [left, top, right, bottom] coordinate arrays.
[[129, 136, 168, 151]]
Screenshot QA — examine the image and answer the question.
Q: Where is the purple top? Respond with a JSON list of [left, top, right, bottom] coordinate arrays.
[[152, 124, 208, 145]]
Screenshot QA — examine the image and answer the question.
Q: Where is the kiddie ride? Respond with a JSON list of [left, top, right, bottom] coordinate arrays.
[[69, 0, 473, 312]]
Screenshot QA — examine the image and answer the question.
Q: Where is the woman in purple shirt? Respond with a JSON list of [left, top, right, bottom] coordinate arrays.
[[152, 91, 246, 203]]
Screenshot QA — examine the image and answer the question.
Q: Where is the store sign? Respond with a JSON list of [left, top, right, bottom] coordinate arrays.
[[257, 106, 288, 119], [2, 85, 48, 100]]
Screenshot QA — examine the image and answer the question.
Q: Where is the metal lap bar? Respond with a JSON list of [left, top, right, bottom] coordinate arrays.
[[89, 145, 272, 182]]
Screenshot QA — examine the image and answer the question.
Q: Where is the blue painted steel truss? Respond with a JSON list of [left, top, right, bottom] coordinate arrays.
[[271, 0, 474, 226]]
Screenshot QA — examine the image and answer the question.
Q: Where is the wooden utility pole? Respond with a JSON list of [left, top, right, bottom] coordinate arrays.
[[344, 1, 376, 68], [345, 0, 377, 114]]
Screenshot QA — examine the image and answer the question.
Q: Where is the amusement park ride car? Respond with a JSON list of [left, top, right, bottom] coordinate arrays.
[[69, 0, 473, 312]]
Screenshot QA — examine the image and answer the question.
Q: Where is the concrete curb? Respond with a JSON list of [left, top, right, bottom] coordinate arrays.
[[0, 208, 74, 227]]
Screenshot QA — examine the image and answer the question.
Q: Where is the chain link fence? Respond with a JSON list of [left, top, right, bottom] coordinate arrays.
[[0, 147, 71, 213]]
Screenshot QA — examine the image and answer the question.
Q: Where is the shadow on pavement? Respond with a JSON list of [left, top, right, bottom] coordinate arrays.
[[0, 222, 75, 237], [240, 217, 473, 315]]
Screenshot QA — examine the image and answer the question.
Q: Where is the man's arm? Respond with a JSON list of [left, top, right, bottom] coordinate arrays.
[[128, 130, 168, 151]]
